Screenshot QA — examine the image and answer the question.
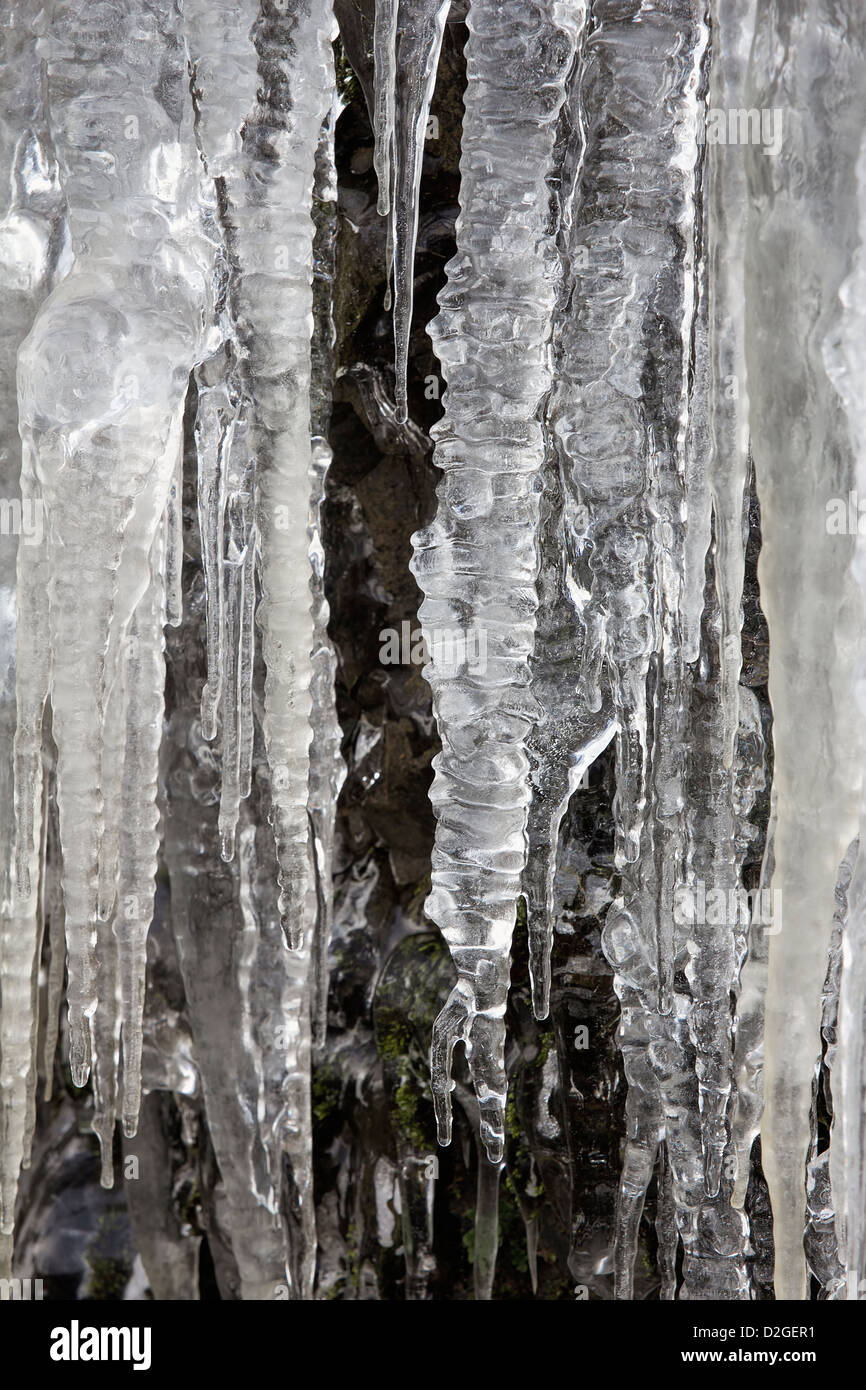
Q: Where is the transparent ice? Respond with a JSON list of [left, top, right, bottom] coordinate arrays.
[[1, 0, 866, 1302]]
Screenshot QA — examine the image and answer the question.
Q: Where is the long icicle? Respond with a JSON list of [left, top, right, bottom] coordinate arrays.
[[239, 1, 335, 949], [0, 0, 66, 1236], [824, 126, 866, 1303], [309, 92, 347, 1045], [15, 0, 208, 1111], [410, 0, 580, 1163], [374, 0, 451, 422], [524, 1, 617, 1024], [744, 0, 866, 1300]]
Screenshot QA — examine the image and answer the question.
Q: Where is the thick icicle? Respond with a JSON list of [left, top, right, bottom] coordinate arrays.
[[743, 0, 866, 1299], [677, 579, 762, 1294], [524, 3, 620, 1024], [410, 0, 579, 1163], [680, 0, 756, 1211], [372, 0, 399, 216], [161, 480, 304, 1299], [683, 192, 757, 1213], [0, 0, 66, 1235], [550, 0, 710, 1293], [15, 0, 211, 1096], [131, 0, 333, 1301], [163, 756, 310, 1297], [185, 0, 335, 929], [236, 0, 335, 946], [824, 123, 866, 1303]]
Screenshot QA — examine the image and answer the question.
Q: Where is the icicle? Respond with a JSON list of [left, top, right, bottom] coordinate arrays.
[[186, 0, 335, 915], [165, 795, 302, 1298], [674, 575, 762, 1297], [231, 0, 335, 948], [804, 849, 851, 1299], [704, 0, 755, 768], [550, 0, 709, 1294], [525, 703, 614, 1021], [40, 787, 64, 1100], [164, 405, 320, 1299], [183, 18, 258, 866], [25, 774, 54, 1164], [411, 0, 580, 1163], [91, 892, 120, 1188], [97, 539, 139, 927], [184, 0, 262, 853], [642, 0, 755, 1292], [114, 518, 170, 1140], [237, 814, 317, 1298], [396, 1154, 437, 1299], [743, 0, 866, 1300], [194, 355, 234, 745], [835, 836, 866, 1297], [372, 0, 399, 216], [684, 581, 742, 1200], [164, 439, 184, 629], [524, 5, 617, 1024], [676, 36, 747, 1208], [162, 526, 309, 1299], [473, 1153, 501, 1301], [0, 788, 45, 1230], [680, 216, 712, 668], [824, 123, 866, 1303], [374, 0, 451, 422], [309, 93, 348, 1045], [655, 1143, 677, 1300], [0, 0, 66, 1236], [174, 0, 334, 1298], [217, 425, 256, 863], [15, 0, 211, 1097], [193, 358, 258, 866], [571, 0, 751, 1299], [11, 445, 49, 914], [730, 784, 775, 1212]]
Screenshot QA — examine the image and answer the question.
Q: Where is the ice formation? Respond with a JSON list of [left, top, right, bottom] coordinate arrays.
[[2, 0, 866, 1302], [410, 0, 581, 1166]]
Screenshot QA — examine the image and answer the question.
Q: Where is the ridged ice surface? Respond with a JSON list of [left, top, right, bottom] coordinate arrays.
[[373, 0, 451, 421], [742, 0, 866, 1301], [824, 102, 866, 1305], [15, 0, 207, 1147], [0, 0, 337, 1291], [0, 0, 68, 1235], [3, 0, 866, 1303], [409, 0, 580, 1164]]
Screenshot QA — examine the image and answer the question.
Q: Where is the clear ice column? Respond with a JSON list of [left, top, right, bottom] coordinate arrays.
[[744, 0, 866, 1300], [14, 0, 211, 1152], [410, 0, 580, 1163]]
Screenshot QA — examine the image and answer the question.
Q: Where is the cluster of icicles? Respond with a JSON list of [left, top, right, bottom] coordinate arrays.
[[2, 0, 866, 1300]]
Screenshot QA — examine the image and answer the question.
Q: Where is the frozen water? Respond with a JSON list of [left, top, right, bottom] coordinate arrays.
[[2, 0, 866, 1303]]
